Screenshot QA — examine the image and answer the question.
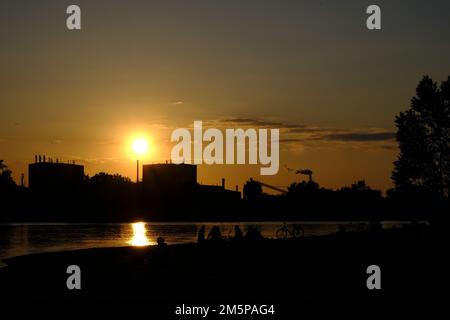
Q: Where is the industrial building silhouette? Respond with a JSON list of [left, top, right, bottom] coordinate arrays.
[[26, 157, 241, 219], [28, 155, 84, 192], [142, 163, 241, 214]]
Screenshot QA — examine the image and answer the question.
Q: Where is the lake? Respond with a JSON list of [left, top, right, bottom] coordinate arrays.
[[0, 221, 410, 265]]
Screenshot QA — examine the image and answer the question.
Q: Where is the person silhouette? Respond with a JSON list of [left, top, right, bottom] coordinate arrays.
[[233, 225, 243, 241], [207, 226, 222, 242], [244, 226, 263, 241], [197, 225, 206, 243], [144, 237, 167, 265], [157, 236, 167, 247]]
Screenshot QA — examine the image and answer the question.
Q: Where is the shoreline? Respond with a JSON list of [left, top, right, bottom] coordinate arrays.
[[1, 226, 448, 300], [0, 221, 424, 265], [0, 218, 428, 224], [0, 219, 424, 224]]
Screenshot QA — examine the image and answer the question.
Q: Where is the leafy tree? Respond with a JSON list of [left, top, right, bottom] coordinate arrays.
[[392, 76, 450, 198], [0, 160, 6, 172], [88, 172, 132, 186], [85, 173, 136, 216], [287, 180, 319, 194], [0, 160, 16, 190]]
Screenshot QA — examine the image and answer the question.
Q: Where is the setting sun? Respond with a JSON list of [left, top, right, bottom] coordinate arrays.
[[132, 138, 149, 156]]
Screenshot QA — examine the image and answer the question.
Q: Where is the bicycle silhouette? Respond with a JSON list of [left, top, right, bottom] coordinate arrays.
[[344, 222, 369, 232], [276, 222, 305, 239]]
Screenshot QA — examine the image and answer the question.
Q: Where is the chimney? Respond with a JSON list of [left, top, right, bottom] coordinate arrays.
[[34, 155, 37, 163], [221, 178, 225, 189], [43, 155, 46, 163], [236, 185, 238, 192]]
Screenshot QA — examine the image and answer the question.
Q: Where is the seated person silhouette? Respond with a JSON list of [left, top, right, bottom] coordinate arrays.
[[244, 226, 263, 241], [157, 236, 167, 247], [232, 225, 244, 241], [197, 225, 206, 243], [207, 226, 223, 242], [144, 237, 167, 265]]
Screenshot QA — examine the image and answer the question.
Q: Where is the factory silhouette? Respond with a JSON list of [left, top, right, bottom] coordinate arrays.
[[0, 152, 442, 223], [21, 154, 242, 221]]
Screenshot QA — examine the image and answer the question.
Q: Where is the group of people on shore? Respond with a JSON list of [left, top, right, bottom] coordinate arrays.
[[197, 225, 264, 243]]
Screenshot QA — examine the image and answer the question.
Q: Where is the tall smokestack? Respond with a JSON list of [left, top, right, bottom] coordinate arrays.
[[221, 178, 225, 189], [43, 155, 46, 163], [34, 155, 37, 163]]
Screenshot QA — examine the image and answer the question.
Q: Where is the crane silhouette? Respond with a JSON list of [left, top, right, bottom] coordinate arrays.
[[253, 179, 287, 194], [251, 168, 314, 195], [296, 169, 313, 183]]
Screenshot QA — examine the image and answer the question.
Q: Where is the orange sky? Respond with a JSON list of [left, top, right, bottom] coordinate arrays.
[[2, 1, 450, 192]]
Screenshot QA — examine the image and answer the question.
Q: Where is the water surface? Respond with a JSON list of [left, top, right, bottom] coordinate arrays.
[[0, 221, 409, 265]]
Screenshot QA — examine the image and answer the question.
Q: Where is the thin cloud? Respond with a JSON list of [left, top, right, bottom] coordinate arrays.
[[278, 138, 304, 143], [286, 126, 334, 134], [179, 117, 397, 147], [212, 117, 396, 142], [216, 117, 306, 129], [323, 132, 396, 142]]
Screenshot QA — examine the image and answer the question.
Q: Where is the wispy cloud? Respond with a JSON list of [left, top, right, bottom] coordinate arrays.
[[278, 138, 304, 143], [195, 117, 398, 152], [209, 117, 395, 141], [323, 132, 396, 142], [213, 117, 306, 130]]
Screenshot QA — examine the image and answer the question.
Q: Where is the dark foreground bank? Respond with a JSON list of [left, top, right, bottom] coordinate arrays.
[[0, 225, 448, 303]]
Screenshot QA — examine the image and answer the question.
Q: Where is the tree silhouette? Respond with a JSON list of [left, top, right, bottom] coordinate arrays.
[[0, 160, 6, 172], [88, 172, 132, 186], [392, 76, 450, 198], [0, 160, 16, 190], [287, 180, 319, 194]]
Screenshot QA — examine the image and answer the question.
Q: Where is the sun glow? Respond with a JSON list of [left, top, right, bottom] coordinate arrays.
[[129, 222, 151, 246], [132, 138, 149, 156]]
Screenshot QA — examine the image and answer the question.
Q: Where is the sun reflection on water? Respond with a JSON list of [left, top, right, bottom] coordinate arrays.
[[129, 222, 152, 246]]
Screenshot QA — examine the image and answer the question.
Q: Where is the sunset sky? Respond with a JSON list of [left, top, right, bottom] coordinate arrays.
[[1, 0, 450, 192]]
